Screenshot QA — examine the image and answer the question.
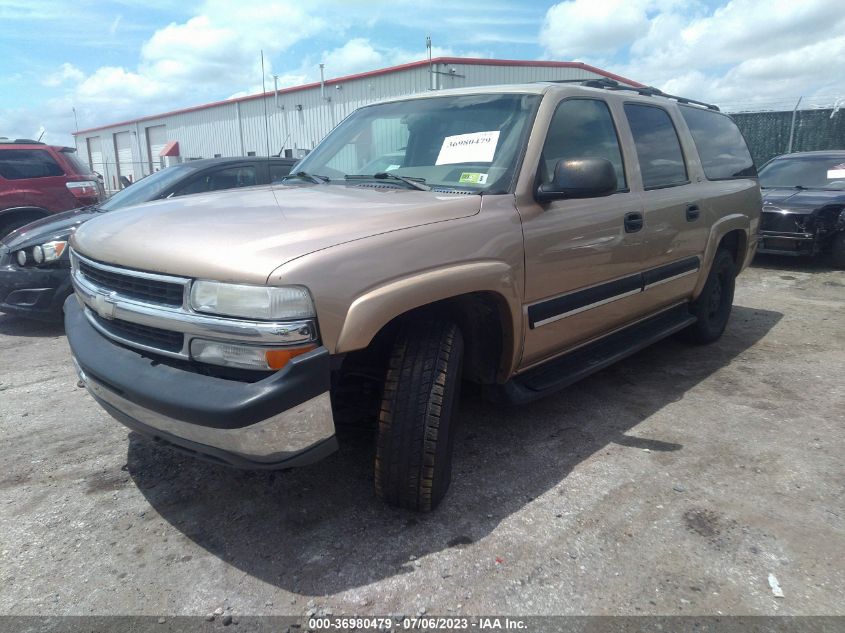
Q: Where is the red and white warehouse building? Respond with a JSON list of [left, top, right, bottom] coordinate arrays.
[[72, 57, 640, 193]]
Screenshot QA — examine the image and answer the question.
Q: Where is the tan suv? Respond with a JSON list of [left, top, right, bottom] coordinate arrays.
[[64, 81, 761, 511]]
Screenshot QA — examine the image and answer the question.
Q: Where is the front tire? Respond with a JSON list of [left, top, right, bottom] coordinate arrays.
[[683, 249, 736, 344], [375, 320, 464, 511], [829, 232, 845, 269]]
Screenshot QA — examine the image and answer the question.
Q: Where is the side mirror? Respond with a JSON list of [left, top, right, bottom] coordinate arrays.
[[536, 158, 618, 202]]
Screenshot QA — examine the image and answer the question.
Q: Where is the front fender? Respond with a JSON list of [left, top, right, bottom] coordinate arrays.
[[335, 261, 522, 370]]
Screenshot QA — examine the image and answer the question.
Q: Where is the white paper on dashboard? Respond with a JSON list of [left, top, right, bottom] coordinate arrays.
[[827, 169, 845, 179], [436, 131, 501, 165]]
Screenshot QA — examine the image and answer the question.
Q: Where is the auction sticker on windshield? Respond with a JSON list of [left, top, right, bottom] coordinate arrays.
[[436, 131, 500, 165]]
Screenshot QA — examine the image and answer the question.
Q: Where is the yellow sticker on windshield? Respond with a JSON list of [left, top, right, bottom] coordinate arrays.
[[459, 172, 488, 184]]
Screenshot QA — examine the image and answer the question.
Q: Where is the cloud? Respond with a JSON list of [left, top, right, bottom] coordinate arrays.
[[540, 0, 845, 108], [321, 38, 386, 77], [43, 0, 332, 132], [41, 62, 84, 87], [318, 39, 488, 80], [540, 0, 650, 58]]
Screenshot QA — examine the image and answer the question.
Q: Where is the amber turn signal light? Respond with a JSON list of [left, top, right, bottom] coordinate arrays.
[[265, 344, 316, 370]]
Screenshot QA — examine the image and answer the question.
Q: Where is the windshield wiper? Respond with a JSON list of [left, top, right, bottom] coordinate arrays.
[[282, 171, 330, 184], [345, 172, 430, 191]]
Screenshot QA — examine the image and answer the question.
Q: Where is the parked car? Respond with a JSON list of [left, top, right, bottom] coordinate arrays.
[[0, 156, 296, 321], [64, 82, 760, 511], [757, 150, 845, 267], [0, 139, 105, 238]]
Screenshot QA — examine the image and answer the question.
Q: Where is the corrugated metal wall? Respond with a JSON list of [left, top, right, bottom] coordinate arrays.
[[74, 62, 611, 192], [731, 108, 845, 167]]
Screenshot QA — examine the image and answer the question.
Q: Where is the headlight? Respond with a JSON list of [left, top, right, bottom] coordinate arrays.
[[14, 240, 67, 267], [190, 281, 315, 320]]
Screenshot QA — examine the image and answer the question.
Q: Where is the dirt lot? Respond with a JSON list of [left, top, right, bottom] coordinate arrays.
[[0, 257, 843, 618]]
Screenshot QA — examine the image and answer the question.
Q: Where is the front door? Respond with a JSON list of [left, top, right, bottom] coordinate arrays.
[[518, 97, 650, 368]]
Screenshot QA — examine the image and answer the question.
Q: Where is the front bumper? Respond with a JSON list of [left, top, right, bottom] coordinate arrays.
[[0, 256, 71, 321], [65, 297, 337, 468], [758, 231, 817, 256]]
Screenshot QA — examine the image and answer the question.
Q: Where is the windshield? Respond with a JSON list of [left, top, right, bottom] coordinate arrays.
[[759, 156, 845, 190], [293, 93, 540, 193], [99, 164, 195, 211]]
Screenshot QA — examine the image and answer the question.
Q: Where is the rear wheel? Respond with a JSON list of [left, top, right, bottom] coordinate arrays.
[[829, 232, 845, 269], [374, 320, 464, 511], [683, 249, 736, 344]]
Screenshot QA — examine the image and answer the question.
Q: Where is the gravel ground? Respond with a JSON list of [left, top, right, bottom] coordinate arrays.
[[0, 256, 843, 618]]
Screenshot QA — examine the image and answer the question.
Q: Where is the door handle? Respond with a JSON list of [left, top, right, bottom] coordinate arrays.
[[686, 203, 700, 221], [624, 212, 644, 233]]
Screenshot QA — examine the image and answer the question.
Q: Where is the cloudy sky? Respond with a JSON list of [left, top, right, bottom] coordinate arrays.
[[1, 0, 843, 146]]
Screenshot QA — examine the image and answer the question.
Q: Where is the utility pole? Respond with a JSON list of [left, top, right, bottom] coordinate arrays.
[[261, 50, 271, 157], [787, 96, 802, 154], [426, 36, 434, 90]]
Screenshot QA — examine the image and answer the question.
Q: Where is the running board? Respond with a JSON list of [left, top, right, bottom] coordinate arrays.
[[487, 304, 696, 405]]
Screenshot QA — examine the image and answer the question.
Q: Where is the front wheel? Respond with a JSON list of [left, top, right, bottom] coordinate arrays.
[[683, 249, 736, 344], [374, 320, 464, 511]]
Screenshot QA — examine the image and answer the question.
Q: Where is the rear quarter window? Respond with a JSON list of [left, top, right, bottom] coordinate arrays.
[[0, 149, 65, 179], [680, 106, 757, 180]]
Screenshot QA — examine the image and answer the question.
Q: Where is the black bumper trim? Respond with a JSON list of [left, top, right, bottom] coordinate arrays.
[[0, 265, 71, 321], [65, 296, 330, 430]]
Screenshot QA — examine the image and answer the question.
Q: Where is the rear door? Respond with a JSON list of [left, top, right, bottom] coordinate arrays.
[[623, 103, 704, 307], [0, 147, 72, 213]]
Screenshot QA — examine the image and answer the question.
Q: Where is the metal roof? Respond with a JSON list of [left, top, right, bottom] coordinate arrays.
[[72, 57, 643, 136]]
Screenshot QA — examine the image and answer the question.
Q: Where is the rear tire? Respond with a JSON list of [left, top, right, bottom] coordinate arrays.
[[830, 232, 845, 270], [683, 249, 736, 344], [374, 320, 464, 511]]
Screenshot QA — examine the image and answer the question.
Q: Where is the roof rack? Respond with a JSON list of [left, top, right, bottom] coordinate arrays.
[[0, 138, 46, 144], [543, 78, 720, 111]]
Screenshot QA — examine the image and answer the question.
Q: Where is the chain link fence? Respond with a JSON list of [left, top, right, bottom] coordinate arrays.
[[731, 108, 845, 167]]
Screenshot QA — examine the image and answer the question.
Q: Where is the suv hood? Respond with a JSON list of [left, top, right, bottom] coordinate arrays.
[[762, 188, 845, 215], [71, 184, 480, 284]]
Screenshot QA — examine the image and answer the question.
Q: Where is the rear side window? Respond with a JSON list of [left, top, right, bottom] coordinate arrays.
[[172, 165, 258, 196], [0, 149, 65, 179], [680, 107, 756, 179], [60, 149, 92, 176], [269, 162, 293, 183], [624, 104, 688, 189], [540, 98, 626, 191]]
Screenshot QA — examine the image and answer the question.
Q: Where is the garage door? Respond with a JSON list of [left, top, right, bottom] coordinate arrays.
[[146, 125, 167, 172], [114, 131, 135, 186], [86, 137, 104, 175]]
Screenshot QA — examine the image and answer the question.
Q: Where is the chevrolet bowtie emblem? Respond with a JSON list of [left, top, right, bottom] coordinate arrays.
[[93, 292, 118, 320]]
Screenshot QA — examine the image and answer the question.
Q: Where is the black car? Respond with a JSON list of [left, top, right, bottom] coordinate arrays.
[[0, 156, 296, 321], [758, 150, 845, 267]]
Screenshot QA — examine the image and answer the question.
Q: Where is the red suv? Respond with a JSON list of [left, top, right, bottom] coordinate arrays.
[[0, 139, 105, 238]]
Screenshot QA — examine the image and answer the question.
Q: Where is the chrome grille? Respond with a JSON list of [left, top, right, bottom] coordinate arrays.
[[91, 313, 184, 353], [78, 259, 184, 306], [69, 248, 317, 361]]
